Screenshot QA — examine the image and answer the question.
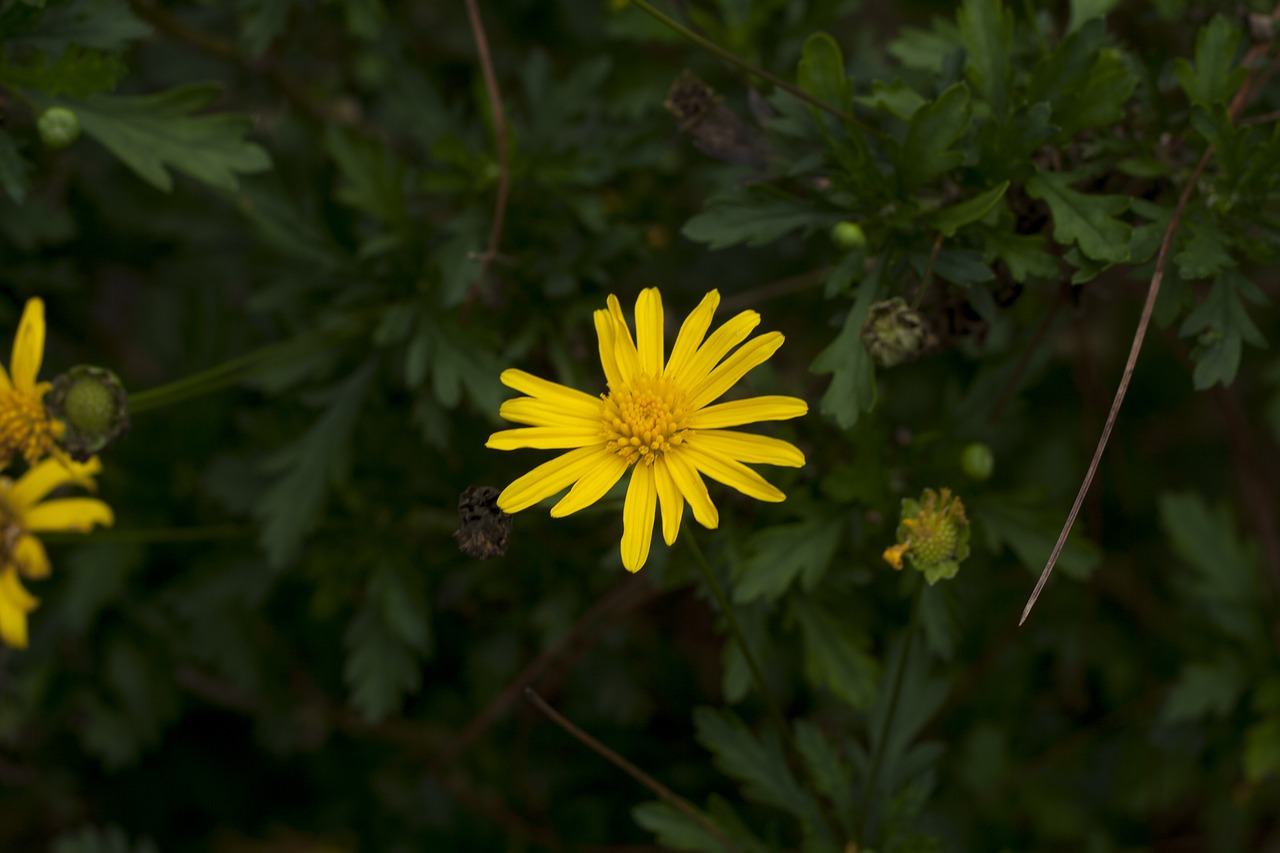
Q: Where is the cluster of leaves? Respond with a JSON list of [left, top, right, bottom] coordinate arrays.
[[0, 0, 1278, 850]]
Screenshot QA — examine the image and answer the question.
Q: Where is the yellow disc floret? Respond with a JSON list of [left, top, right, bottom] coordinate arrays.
[[0, 385, 64, 469], [601, 374, 690, 466]]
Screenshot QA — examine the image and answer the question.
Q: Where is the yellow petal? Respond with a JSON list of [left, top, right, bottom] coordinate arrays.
[[688, 395, 808, 429], [0, 362, 12, 393], [673, 310, 761, 389], [688, 332, 785, 411], [11, 298, 45, 393], [594, 307, 623, 390], [497, 446, 608, 514], [26, 498, 114, 532], [14, 534, 50, 579], [0, 570, 37, 648], [665, 449, 719, 529], [550, 452, 629, 517], [683, 444, 786, 502], [653, 458, 684, 546], [693, 430, 805, 467], [487, 427, 603, 451], [498, 397, 601, 427], [10, 456, 102, 510], [0, 601, 29, 648], [664, 291, 719, 383], [635, 288, 665, 376], [607, 294, 640, 384], [499, 369, 600, 410], [620, 463, 656, 572]]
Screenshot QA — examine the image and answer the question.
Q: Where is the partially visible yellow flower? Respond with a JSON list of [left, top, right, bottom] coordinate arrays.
[[882, 487, 970, 585], [0, 456, 113, 647], [0, 298, 66, 469], [488, 288, 808, 572]]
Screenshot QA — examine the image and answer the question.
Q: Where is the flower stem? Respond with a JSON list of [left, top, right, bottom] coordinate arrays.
[[685, 532, 790, 736], [628, 0, 864, 129], [129, 325, 354, 414], [856, 583, 923, 845], [684, 533, 847, 846]]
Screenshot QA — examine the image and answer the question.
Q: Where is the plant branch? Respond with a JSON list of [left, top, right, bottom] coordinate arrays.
[[523, 688, 741, 853], [435, 574, 658, 768], [463, 0, 511, 310], [684, 534, 846, 847], [629, 0, 865, 129], [856, 589, 921, 846]]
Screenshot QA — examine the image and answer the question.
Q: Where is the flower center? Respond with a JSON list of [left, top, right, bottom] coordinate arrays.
[[601, 374, 690, 466], [0, 387, 64, 467]]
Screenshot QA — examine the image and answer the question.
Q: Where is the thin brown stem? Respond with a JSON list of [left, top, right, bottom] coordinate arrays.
[[463, 0, 511, 311], [435, 575, 657, 767], [127, 0, 337, 125], [524, 688, 741, 853]]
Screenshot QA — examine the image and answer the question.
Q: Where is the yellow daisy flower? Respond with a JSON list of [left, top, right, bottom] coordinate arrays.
[[487, 288, 808, 572], [0, 456, 113, 647], [0, 298, 66, 469]]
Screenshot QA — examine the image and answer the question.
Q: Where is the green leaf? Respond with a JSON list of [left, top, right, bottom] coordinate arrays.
[[957, 0, 1013, 116], [0, 128, 32, 203], [1025, 169, 1131, 263], [793, 596, 879, 709], [1173, 217, 1235, 280], [732, 517, 842, 603], [32, 85, 272, 192], [924, 180, 1008, 237], [254, 360, 377, 567], [0, 46, 127, 98], [811, 255, 882, 429], [682, 186, 835, 250], [900, 83, 970, 190], [888, 21, 962, 74], [1174, 16, 1246, 108], [975, 498, 1101, 581], [693, 707, 817, 822], [1244, 716, 1280, 782], [325, 123, 408, 238], [238, 0, 292, 56], [1028, 22, 1137, 139], [918, 581, 957, 660], [856, 79, 927, 121], [1053, 50, 1137, 138], [343, 559, 432, 723], [10, 0, 150, 57], [1179, 270, 1268, 389], [794, 720, 856, 818], [797, 32, 851, 113], [51, 825, 159, 853], [425, 317, 504, 412], [980, 224, 1059, 281], [1161, 659, 1245, 723], [236, 183, 345, 269], [632, 802, 742, 853], [1067, 0, 1121, 33], [1158, 491, 1266, 644]]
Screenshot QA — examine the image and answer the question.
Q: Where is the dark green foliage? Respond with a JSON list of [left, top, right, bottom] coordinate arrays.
[[1, 0, 1279, 850]]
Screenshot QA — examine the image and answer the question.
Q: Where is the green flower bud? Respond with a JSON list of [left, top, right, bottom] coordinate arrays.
[[45, 366, 130, 461], [961, 442, 994, 481], [37, 107, 81, 149], [830, 220, 867, 250], [883, 487, 970, 585]]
